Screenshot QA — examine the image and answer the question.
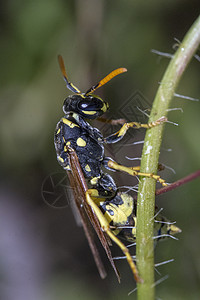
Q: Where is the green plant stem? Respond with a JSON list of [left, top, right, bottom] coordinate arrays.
[[136, 16, 200, 300]]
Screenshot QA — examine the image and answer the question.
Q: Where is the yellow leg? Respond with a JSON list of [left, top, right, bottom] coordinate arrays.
[[107, 160, 168, 187], [114, 116, 167, 138], [86, 190, 143, 283], [130, 165, 141, 171], [127, 164, 165, 172]]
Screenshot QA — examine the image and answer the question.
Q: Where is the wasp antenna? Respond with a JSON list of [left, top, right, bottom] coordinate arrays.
[[85, 67, 127, 95], [58, 55, 81, 94]]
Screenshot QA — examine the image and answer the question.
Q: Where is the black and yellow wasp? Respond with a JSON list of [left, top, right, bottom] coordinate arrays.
[[54, 56, 180, 282]]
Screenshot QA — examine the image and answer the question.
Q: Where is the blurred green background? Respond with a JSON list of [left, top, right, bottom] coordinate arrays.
[[0, 1, 200, 299]]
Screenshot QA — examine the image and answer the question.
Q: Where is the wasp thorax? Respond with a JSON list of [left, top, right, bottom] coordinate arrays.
[[63, 94, 109, 119]]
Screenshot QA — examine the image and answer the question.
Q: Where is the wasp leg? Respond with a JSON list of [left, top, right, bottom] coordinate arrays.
[[103, 158, 145, 174], [86, 189, 143, 283], [104, 116, 167, 144], [107, 160, 168, 187], [129, 166, 140, 171], [119, 164, 165, 172]]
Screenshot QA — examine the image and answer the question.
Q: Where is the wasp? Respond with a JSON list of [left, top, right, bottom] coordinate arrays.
[[54, 56, 180, 282]]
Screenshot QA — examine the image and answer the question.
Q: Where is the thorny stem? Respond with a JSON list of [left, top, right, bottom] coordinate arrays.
[[136, 16, 200, 300]]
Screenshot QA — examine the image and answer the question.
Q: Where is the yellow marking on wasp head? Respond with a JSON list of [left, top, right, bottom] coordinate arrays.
[[82, 110, 96, 115], [57, 128, 61, 134], [76, 137, 86, 147]]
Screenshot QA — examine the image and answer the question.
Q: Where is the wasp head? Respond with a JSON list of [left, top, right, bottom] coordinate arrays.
[[63, 94, 109, 119]]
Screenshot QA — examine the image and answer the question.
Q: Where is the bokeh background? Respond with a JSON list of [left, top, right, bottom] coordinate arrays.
[[0, 1, 200, 299]]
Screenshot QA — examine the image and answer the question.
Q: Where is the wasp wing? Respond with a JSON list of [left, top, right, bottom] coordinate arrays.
[[67, 147, 120, 282], [67, 171, 107, 279]]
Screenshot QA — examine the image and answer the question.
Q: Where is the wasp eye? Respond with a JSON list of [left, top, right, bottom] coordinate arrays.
[[76, 96, 107, 119], [79, 102, 94, 110], [78, 98, 104, 112], [80, 103, 88, 109]]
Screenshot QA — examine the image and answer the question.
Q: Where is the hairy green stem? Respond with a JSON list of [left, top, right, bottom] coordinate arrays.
[[136, 16, 200, 300]]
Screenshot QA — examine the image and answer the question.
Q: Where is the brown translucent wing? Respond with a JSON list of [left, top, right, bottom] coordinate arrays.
[[67, 171, 106, 279], [66, 147, 120, 282]]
